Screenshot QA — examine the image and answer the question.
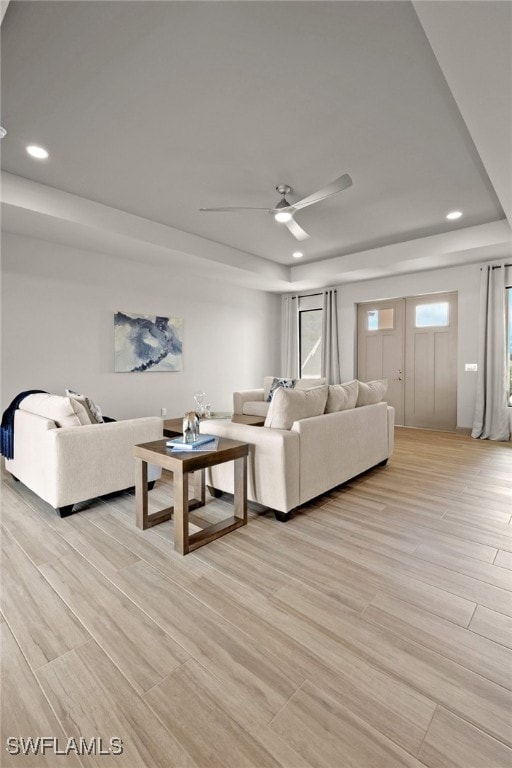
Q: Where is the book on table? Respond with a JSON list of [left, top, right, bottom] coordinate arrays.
[[166, 434, 219, 451]]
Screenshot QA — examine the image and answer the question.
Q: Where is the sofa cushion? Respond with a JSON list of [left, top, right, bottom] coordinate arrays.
[[65, 389, 104, 423], [295, 377, 326, 390], [263, 376, 326, 401], [356, 379, 388, 406], [325, 380, 359, 413], [242, 401, 270, 417], [266, 377, 296, 403], [264, 385, 328, 430], [19, 393, 86, 427]]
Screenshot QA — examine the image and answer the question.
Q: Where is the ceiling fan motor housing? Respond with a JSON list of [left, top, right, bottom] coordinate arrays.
[[275, 185, 292, 209]]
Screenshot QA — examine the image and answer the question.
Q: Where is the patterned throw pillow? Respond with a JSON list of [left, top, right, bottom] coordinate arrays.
[[65, 389, 104, 423], [266, 377, 296, 402]]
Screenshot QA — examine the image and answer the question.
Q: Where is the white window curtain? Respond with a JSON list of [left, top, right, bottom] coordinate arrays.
[[321, 289, 341, 384], [472, 264, 511, 441], [281, 295, 299, 379]]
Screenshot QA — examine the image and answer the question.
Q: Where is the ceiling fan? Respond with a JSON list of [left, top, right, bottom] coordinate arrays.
[[199, 173, 352, 241]]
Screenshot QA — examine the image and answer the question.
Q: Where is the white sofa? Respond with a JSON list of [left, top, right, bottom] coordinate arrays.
[[203, 383, 394, 521], [4, 393, 162, 516], [234, 376, 327, 418]]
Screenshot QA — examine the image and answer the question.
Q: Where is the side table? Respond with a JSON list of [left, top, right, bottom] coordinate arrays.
[[133, 437, 249, 555]]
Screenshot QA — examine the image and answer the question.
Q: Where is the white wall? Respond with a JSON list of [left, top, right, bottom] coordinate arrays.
[[336, 262, 484, 429], [1, 232, 280, 418]]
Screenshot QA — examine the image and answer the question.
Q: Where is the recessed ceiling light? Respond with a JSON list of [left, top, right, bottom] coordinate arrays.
[[293, 251, 303, 259], [26, 144, 49, 159], [446, 210, 462, 220]]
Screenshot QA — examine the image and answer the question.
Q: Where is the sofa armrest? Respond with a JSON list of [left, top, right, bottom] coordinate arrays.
[[46, 417, 163, 507], [200, 420, 300, 512], [233, 389, 264, 415], [5, 410, 56, 501]]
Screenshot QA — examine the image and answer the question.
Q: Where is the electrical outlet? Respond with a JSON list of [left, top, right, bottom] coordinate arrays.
[[161, 407, 167, 416], [465, 363, 478, 372]]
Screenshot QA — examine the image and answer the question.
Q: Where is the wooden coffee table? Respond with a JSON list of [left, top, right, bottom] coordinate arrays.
[[133, 437, 249, 555], [163, 413, 264, 437]]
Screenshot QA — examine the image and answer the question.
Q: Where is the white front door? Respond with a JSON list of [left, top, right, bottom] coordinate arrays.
[[404, 292, 458, 431], [357, 292, 458, 430], [357, 299, 405, 425]]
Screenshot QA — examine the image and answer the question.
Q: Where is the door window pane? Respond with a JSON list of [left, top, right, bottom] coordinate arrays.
[[415, 302, 449, 327], [300, 309, 322, 378], [367, 308, 394, 331]]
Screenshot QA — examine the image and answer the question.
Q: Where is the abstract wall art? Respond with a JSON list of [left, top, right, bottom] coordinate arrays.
[[114, 311, 183, 372]]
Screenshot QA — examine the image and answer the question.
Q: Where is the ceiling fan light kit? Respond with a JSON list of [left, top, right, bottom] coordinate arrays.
[[200, 173, 352, 241]]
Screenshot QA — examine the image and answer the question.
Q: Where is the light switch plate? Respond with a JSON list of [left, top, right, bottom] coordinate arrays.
[[465, 363, 478, 372]]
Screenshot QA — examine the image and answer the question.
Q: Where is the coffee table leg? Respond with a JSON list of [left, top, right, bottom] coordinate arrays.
[[233, 455, 247, 524], [135, 458, 148, 529], [173, 467, 189, 555]]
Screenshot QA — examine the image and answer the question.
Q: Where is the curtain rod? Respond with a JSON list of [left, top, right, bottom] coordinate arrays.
[[290, 289, 337, 299], [484, 264, 512, 270]]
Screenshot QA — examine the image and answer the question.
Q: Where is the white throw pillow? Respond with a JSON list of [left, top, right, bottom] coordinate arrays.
[[65, 389, 104, 423], [356, 379, 388, 407], [19, 393, 85, 427], [295, 378, 327, 390], [264, 385, 329, 430], [325, 380, 359, 413]]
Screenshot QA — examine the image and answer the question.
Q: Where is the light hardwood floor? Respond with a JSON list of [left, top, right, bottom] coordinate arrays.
[[1, 428, 511, 767]]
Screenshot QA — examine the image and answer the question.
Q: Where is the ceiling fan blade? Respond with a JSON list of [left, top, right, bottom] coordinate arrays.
[[285, 218, 311, 241], [292, 173, 352, 211], [199, 206, 270, 213]]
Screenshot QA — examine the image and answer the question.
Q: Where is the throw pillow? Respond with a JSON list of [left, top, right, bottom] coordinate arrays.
[[19, 393, 84, 427], [325, 380, 359, 413], [65, 389, 104, 423], [356, 379, 388, 407], [295, 378, 326, 390], [266, 377, 296, 403], [264, 385, 329, 430]]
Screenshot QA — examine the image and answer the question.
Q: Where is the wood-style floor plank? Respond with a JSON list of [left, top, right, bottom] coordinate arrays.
[[271, 581, 512, 747], [109, 559, 299, 722], [468, 604, 512, 650], [495, 549, 512, 570], [144, 660, 311, 768], [270, 680, 426, 768], [2, 485, 77, 566], [1, 537, 90, 669], [183, 567, 437, 756], [2, 427, 511, 768], [363, 592, 512, 689], [39, 551, 189, 694], [36, 640, 199, 768], [1, 622, 84, 767], [418, 706, 512, 768]]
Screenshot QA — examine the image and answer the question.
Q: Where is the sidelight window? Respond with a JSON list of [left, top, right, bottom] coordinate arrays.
[[299, 309, 322, 378]]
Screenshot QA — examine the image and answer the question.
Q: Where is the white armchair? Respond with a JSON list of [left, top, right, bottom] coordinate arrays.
[[5, 399, 162, 516], [233, 376, 327, 418]]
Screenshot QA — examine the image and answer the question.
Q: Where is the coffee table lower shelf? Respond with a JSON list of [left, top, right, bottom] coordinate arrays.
[[134, 437, 249, 555]]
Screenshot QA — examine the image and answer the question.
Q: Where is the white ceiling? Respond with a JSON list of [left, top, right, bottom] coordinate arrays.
[[1, 1, 511, 290]]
